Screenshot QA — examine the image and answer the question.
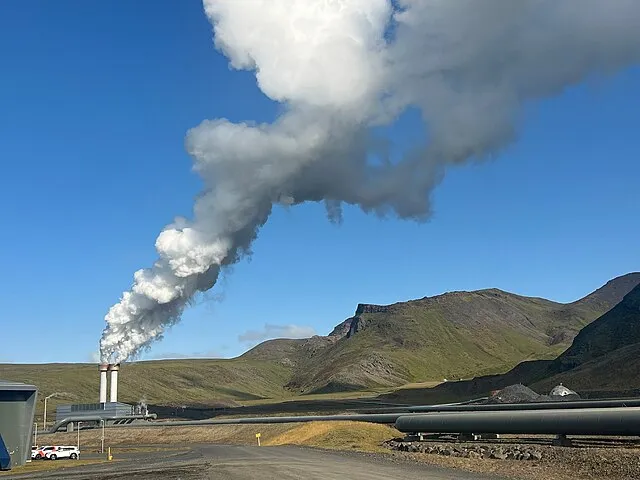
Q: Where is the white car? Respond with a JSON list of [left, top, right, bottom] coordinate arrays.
[[46, 446, 80, 460], [33, 446, 56, 460]]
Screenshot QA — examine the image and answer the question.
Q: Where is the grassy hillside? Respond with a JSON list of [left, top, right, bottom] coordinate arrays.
[[0, 358, 294, 420], [1, 273, 638, 415], [283, 273, 639, 393], [533, 343, 640, 394], [532, 282, 640, 393], [385, 279, 640, 404], [551, 283, 640, 369]]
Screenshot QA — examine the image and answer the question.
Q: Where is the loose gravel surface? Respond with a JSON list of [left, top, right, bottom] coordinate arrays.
[[1, 445, 505, 480]]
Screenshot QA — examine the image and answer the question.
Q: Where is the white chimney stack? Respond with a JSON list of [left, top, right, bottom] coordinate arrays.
[[108, 363, 120, 403], [99, 363, 109, 404]]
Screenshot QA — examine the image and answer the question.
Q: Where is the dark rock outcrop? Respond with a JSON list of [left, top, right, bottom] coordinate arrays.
[[355, 304, 392, 315], [385, 440, 544, 461]]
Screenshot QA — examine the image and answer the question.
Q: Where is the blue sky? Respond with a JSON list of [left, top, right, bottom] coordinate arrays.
[[1, 1, 638, 364]]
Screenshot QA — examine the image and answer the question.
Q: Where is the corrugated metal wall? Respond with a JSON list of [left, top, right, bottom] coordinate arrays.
[[55, 402, 133, 422]]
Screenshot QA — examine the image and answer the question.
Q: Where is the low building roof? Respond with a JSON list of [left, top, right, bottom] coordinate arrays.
[[0, 379, 37, 391]]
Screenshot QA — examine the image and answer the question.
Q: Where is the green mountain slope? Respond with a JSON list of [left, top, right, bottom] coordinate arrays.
[[532, 282, 640, 393], [552, 282, 640, 368], [269, 272, 640, 393], [0, 358, 293, 418], [385, 277, 640, 404], [533, 343, 640, 394]]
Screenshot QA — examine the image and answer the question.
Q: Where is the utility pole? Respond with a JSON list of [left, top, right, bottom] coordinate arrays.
[[43, 394, 56, 431], [100, 420, 105, 454], [42, 392, 72, 431]]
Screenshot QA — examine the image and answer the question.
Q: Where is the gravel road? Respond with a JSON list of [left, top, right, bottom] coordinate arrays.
[[5, 445, 504, 480]]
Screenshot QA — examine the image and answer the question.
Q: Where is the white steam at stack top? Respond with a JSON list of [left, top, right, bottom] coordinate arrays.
[[99, 0, 640, 363]]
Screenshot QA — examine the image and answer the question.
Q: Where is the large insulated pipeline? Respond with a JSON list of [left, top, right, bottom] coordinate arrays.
[[121, 413, 403, 428], [46, 414, 158, 434], [394, 406, 640, 436], [366, 398, 640, 414]]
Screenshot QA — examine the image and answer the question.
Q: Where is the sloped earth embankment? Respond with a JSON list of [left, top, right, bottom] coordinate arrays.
[[384, 437, 640, 480]]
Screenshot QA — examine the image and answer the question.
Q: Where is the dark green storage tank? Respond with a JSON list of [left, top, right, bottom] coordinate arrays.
[[0, 380, 38, 470]]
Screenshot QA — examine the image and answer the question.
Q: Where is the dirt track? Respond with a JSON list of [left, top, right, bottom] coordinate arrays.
[[5, 445, 503, 479]]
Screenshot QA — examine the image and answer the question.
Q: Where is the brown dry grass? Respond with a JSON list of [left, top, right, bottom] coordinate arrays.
[[39, 421, 401, 454], [395, 381, 443, 390], [43, 424, 300, 451], [264, 421, 400, 453]]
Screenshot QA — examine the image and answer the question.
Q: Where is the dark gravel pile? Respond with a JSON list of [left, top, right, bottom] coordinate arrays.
[[485, 384, 551, 404]]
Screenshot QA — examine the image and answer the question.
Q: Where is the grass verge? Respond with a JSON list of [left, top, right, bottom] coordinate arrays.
[[0, 459, 107, 476], [40, 421, 400, 454], [264, 421, 400, 453], [42, 424, 302, 450]]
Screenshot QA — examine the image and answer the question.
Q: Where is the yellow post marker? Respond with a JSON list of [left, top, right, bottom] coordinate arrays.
[[255, 432, 261, 447], [107, 447, 113, 461]]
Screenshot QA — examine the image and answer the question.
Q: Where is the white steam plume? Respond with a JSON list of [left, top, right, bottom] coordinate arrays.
[[100, 0, 640, 363]]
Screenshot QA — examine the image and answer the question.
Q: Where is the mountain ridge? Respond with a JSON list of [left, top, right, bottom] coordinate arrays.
[[247, 272, 640, 393], [382, 276, 640, 404]]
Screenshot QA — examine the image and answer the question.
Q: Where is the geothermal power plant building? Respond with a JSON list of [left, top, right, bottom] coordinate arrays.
[[53, 363, 153, 431], [0, 380, 37, 470], [56, 363, 126, 426]]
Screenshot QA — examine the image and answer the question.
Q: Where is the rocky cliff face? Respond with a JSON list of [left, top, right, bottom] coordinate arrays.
[[329, 304, 392, 338], [355, 303, 392, 315], [328, 318, 354, 338]]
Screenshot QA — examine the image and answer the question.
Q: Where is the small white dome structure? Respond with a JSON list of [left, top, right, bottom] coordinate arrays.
[[550, 383, 578, 397]]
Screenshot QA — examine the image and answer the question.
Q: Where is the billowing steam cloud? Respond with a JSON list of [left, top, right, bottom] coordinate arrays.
[[100, 0, 640, 363]]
